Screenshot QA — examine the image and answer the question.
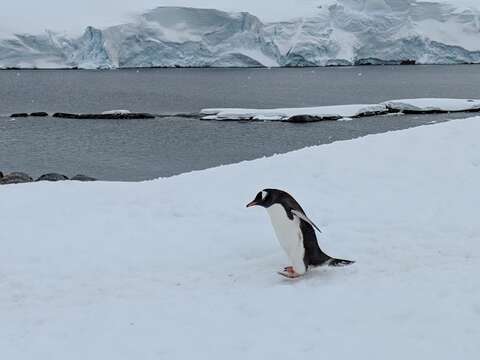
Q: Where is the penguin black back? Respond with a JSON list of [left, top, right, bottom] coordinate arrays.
[[247, 188, 355, 269]]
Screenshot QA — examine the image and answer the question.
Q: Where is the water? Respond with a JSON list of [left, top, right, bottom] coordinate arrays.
[[1, 65, 479, 181]]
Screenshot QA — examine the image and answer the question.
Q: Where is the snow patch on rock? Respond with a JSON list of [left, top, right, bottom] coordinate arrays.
[[202, 103, 388, 121], [101, 109, 132, 115], [202, 98, 480, 121], [384, 98, 480, 113]]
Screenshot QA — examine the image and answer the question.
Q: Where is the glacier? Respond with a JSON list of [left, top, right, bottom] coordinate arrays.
[[1, 1, 480, 69]]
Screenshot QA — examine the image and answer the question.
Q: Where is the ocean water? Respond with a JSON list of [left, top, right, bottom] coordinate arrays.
[[1, 65, 479, 180]]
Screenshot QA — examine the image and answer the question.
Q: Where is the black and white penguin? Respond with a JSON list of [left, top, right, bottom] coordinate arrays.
[[247, 189, 354, 278]]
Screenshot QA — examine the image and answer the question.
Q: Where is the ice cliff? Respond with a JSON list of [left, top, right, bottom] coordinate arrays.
[[1, 1, 479, 69]]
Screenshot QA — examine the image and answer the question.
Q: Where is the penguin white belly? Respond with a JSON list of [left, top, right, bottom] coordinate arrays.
[[267, 204, 306, 274]]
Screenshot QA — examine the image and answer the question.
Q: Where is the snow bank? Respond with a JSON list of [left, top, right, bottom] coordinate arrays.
[[2, 117, 480, 359], [101, 109, 131, 115], [384, 98, 480, 113], [202, 104, 388, 121], [202, 98, 480, 121]]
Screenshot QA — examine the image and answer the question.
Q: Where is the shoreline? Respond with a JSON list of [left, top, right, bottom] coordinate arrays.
[[2, 62, 480, 71]]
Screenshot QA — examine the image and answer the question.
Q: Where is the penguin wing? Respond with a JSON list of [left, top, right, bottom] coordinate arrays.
[[291, 210, 323, 233]]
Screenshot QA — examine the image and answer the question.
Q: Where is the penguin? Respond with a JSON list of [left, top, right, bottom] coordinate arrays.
[[246, 189, 354, 278]]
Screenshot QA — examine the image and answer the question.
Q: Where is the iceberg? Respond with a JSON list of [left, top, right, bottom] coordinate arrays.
[[1, 2, 480, 69]]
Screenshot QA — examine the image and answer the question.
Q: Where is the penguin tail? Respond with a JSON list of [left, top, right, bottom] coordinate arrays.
[[327, 258, 355, 267]]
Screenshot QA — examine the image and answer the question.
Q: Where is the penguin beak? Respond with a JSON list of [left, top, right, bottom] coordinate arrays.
[[246, 200, 258, 208]]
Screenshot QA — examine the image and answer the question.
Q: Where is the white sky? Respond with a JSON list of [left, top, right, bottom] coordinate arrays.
[[0, 0, 323, 36], [1, 0, 477, 36]]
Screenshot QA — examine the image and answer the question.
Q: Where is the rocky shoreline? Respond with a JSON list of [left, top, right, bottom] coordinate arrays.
[[0, 172, 96, 185], [201, 99, 480, 122], [9, 112, 156, 119]]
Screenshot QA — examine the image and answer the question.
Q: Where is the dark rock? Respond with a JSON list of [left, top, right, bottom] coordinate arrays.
[[71, 174, 97, 181], [354, 58, 402, 66], [10, 113, 29, 118], [158, 112, 200, 119], [355, 109, 390, 117], [52, 112, 78, 119], [287, 114, 342, 123], [36, 173, 69, 182], [394, 109, 444, 114], [385, 104, 480, 115], [52, 112, 155, 119], [0, 171, 3, 178], [30, 112, 49, 117], [384, 104, 445, 115], [10, 172, 33, 178], [465, 106, 480, 113], [326, 59, 353, 67], [400, 59, 416, 65], [0, 172, 33, 185]]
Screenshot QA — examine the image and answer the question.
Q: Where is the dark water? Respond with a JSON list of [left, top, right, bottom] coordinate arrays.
[[1, 65, 479, 181]]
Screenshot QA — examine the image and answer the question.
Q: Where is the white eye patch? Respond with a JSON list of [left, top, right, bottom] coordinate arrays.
[[261, 191, 268, 200]]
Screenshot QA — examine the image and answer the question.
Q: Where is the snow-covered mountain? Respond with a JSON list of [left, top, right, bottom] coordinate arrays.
[[1, 1, 480, 69]]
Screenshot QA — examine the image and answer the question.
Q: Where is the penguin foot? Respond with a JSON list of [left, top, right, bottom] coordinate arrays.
[[278, 266, 302, 279]]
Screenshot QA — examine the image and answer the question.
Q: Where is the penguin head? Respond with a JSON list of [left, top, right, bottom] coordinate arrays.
[[246, 189, 278, 208]]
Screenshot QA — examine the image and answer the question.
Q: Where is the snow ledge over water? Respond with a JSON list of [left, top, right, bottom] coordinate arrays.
[[201, 98, 480, 121]]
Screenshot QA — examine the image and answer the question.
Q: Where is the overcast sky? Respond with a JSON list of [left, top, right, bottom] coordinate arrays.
[[1, 0, 477, 36], [0, 0, 323, 36]]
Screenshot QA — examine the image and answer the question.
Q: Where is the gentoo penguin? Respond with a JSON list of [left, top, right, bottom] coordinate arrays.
[[247, 189, 354, 278]]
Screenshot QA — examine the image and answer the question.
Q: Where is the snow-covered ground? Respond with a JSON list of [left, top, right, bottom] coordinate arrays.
[[202, 98, 480, 121], [2, 116, 480, 359]]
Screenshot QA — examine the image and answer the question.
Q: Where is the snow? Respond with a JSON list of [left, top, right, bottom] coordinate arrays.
[[2, 117, 480, 359], [413, 18, 480, 53], [202, 103, 388, 121], [235, 49, 280, 68], [101, 109, 132, 115], [384, 98, 480, 113], [3, 2, 480, 69], [201, 98, 480, 121]]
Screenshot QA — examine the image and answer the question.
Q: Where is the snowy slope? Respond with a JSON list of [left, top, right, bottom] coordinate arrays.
[[2, 117, 480, 359], [1, 1, 480, 68]]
